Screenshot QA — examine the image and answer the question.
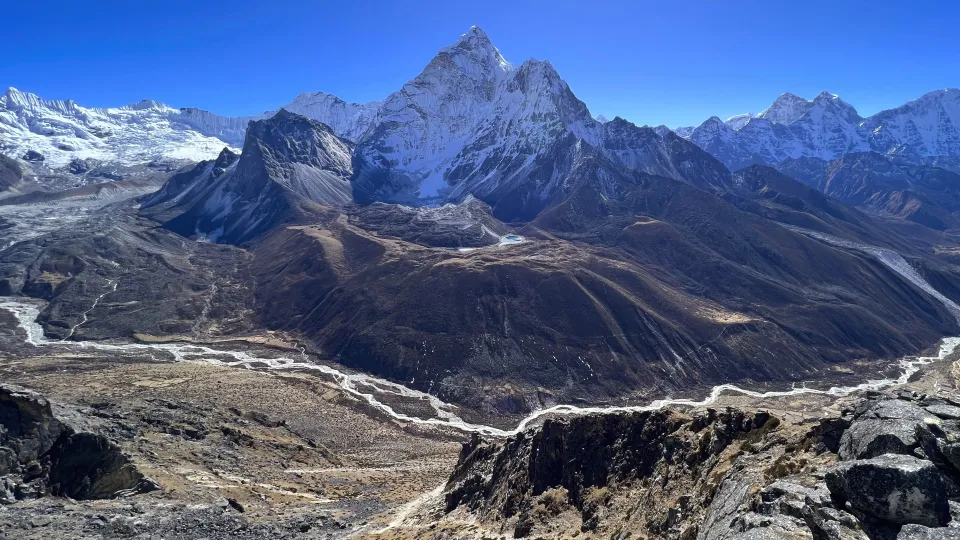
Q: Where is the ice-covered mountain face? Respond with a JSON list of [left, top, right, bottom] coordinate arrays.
[[861, 88, 960, 158], [173, 92, 380, 148], [0, 86, 376, 170], [280, 92, 379, 143], [684, 89, 960, 172], [757, 92, 812, 125], [350, 26, 518, 202], [0, 87, 242, 168], [724, 113, 756, 131]]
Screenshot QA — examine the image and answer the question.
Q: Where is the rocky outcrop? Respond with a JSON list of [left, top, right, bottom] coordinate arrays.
[[0, 154, 23, 192], [0, 384, 157, 504], [898, 524, 960, 539], [838, 399, 933, 460], [444, 408, 780, 538], [732, 391, 960, 538], [439, 392, 960, 539]]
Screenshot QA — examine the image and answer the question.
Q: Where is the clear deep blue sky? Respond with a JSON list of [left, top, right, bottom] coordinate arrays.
[[4, 0, 958, 127]]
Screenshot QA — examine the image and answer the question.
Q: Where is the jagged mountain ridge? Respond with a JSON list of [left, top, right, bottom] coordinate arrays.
[[678, 89, 960, 171], [141, 110, 353, 244], [130, 27, 731, 229]]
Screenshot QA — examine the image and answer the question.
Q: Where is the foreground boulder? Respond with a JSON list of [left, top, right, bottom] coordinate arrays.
[[825, 453, 950, 527], [0, 384, 157, 503]]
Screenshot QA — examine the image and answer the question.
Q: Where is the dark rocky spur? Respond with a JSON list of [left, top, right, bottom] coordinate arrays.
[[0, 384, 157, 504]]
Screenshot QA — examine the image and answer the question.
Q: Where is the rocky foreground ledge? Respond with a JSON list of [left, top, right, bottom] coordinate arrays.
[[0, 384, 157, 504], [439, 391, 960, 539]]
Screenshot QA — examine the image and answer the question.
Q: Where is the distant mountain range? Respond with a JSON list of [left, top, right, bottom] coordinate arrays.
[[677, 89, 960, 172]]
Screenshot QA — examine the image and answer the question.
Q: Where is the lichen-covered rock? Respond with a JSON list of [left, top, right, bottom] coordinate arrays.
[[897, 523, 960, 539], [750, 480, 868, 540], [825, 453, 949, 527]]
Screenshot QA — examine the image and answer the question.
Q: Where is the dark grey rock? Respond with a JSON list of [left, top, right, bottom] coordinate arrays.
[[0, 384, 157, 503], [0, 154, 23, 191], [21, 150, 44, 162], [825, 454, 949, 527], [67, 157, 101, 175], [897, 524, 960, 539], [838, 400, 933, 460], [926, 404, 960, 420]]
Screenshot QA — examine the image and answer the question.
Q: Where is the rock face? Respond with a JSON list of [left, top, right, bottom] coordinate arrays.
[[778, 152, 960, 231], [444, 408, 778, 539], [0, 384, 156, 503], [838, 399, 932, 460], [437, 392, 960, 539], [0, 154, 23, 191], [898, 524, 960, 539]]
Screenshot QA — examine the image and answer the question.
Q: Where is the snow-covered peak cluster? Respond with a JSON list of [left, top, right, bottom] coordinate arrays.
[[678, 89, 960, 170], [341, 28, 726, 204], [6, 25, 959, 205]]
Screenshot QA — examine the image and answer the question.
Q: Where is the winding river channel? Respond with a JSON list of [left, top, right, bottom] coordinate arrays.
[[2, 225, 958, 438]]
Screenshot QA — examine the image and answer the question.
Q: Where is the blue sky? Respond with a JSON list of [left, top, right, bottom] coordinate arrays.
[[4, 0, 958, 128]]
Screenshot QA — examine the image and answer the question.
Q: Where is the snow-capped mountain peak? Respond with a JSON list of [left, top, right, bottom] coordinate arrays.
[[758, 92, 812, 125], [807, 90, 861, 123], [813, 90, 837, 101], [282, 91, 379, 143], [443, 26, 513, 75]]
